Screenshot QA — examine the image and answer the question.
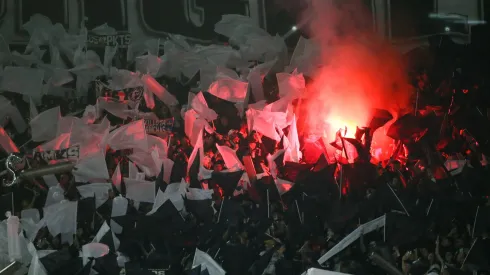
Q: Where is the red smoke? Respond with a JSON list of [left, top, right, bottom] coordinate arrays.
[[294, 0, 413, 161]]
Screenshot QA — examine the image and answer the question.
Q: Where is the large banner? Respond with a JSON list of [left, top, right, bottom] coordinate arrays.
[[0, 0, 262, 44], [0, 0, 481, 47]]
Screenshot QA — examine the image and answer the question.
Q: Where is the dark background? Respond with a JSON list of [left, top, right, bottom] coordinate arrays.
[[1, 0, 488, 49]]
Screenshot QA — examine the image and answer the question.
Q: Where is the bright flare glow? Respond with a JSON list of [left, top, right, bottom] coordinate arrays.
[[445, 26, 451, 32], [297, 43, 412, 162], [291, 26, 298, 31]]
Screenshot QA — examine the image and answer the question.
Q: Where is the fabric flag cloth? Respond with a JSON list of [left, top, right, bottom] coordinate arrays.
[[283, 114, 302, 163], [82, 105, 97, 124], [29, 97, 39, 119], [267, 149, 285, 179], [128, 161, 139, 180], [44, 185, 65, 207], [135, 54, 162, 77], [386, 113, 427, 142], [35, 134, 70, 155], [303, 268, 352, 275], [277, 70, 305, 100], [274, 178, 294, 196], [21, 209, 40, 224], [92, 222, 120, 252], [96, 98, 129, 120], [185, 109, 209, 147], [124, 178, 156, 203], [212, 170, 244, 197], [107, 69, 143, 90], [149, 178, 186, 214], [76, 183, 112, 208], [0, 192, 14, 221], [81, 243, 109, 268], [128, 151, 159, 178], [0, 66, 45, 102], [368, 109, 393, 132], [317, 225, 362, 265], [106, 119, 148, 152], [200, 65, 239, 92], [141, 74, 179, 106], [27, 243, 49, 275], [110, 195, 128, 234], [188, 265, 210, 275], [0, 95, 28, 133], [191, 92, 218, 122], [341, 138, 365, 162], [192, 248, 226, 275], [247, 59, 276, 102], [37, 248, 83, 275], [444, 159, 467, 176], [0, 126, 19, 153], [29, 106, 60, 142], [185, 189, 215, 223], [287, 36, 321, 77], [160, 158, 175, 185], [111, 163, 122, 192], [216, 144, 244, 171], [146, 135, 169, 159], [246, 109, 282, 141], [42, 200, 78, 238], [77, 196, 96, 225], [207, 78, 248, 103], [187, 128, 205, 175], [73, 151, 109, 182]]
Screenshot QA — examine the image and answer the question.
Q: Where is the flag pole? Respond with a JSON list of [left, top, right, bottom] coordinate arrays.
[[340, 133, 350, 162], [295, 200, 303, 224], [217, 198, 225, 223], [267, 189, 270, 219], [414, 89, 419, 116], [426, 199, 434, 216], [339, 164, 343, 199], [383, 214, 387, 242], [386, 183, 410, 216], [461, 238, 477, 268], [11, 193, 14, 215], [472, 206, 479, 238]]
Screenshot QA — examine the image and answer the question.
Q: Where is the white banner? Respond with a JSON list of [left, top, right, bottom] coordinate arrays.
[[317, 215, 386, 265]]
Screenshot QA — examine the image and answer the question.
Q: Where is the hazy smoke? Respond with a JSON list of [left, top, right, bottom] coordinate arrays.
[[290, 0, 413, 149]]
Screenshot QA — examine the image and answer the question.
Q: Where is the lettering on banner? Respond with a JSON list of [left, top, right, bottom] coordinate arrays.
[[144, 119, 174, 134], [138, 0, 250, 41], [118, 268, 166, 275], [183, 0, 205, 27], [149, 270, 166, 275], [33, 145, 80, 162], [2, 0, 260, 46], [95, 80, 143, 103], [87, 32, 132, 47]]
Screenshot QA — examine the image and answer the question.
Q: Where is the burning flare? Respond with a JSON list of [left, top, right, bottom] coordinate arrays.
[[294, 0, 413, 160]]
